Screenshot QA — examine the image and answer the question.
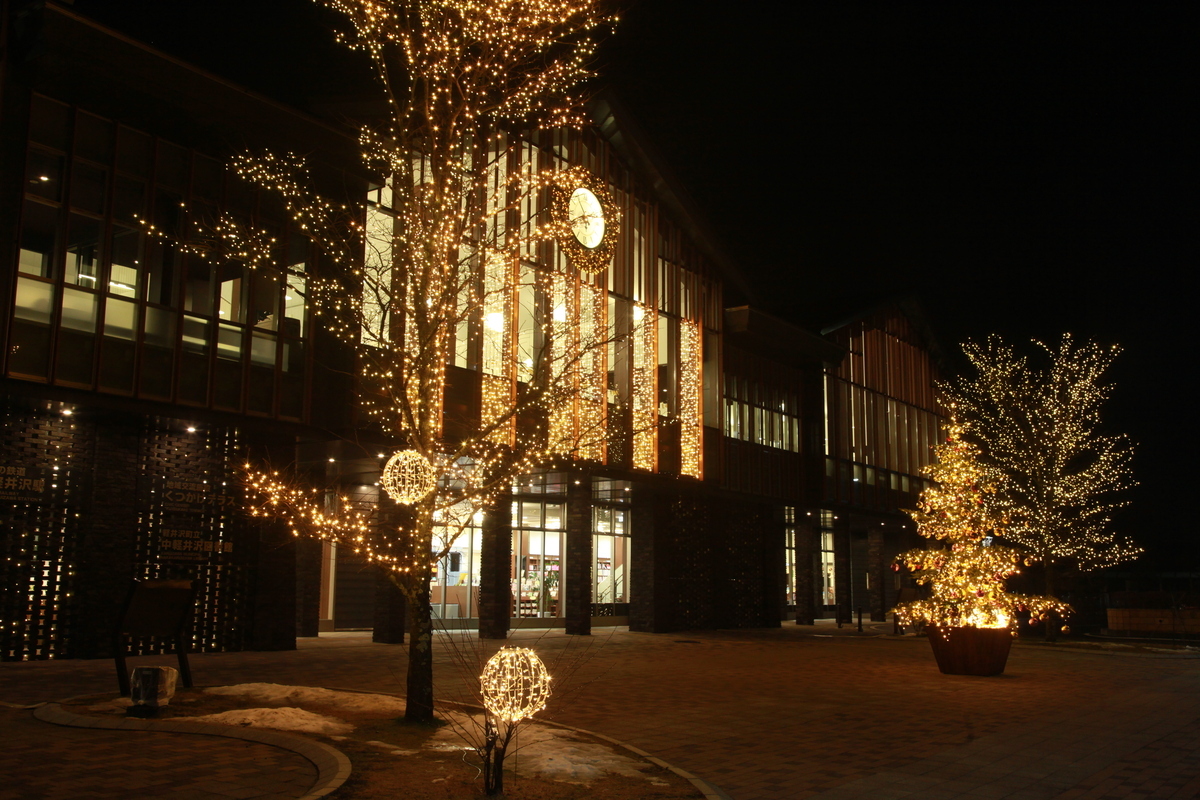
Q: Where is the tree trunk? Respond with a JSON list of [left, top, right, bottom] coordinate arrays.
[[403, 569, 436, 724], [1043, 558, 1059, 642]]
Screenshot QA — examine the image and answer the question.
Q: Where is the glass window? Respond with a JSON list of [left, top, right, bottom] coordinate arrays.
[[65, 214, 102, 288], [109, 227, 142, 298], [593, 505, 630, 604], [74, 112, 114, 164], [70, 162, 107, 214], [820, 511, 837, 608], [431, 506, 482, 621], [29, 95, 70, 151], [25, 150, 63, 202], [60, 287, 98, 332], [511, 497, 565, 618], [103, 298, 137, 340], [117, 126, 152, 176], [19, 201, 58, 278]]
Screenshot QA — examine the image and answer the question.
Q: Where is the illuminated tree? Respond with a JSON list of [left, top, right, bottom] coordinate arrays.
[[943, 335, 1140, 618], [893, 418, 1069, 633], [228, 0, 622, 726]]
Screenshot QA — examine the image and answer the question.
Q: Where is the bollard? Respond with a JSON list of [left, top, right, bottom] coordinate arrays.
[[857, 607, 863, 633]]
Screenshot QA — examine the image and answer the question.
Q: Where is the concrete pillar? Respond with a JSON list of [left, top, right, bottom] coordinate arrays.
[[563, 474, 593, 635], [478, 493, 512, 640]]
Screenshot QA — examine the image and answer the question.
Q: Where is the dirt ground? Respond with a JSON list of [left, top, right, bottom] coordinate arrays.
[[63, 687, 704, 800]]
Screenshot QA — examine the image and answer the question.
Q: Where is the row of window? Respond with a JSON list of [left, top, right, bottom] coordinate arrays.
[[8, 95, 311, 418]]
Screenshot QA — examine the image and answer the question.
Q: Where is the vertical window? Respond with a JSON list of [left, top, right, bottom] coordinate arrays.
[[431, 503, 483, 621], [592, 478, 631, 605], [819, 511, 837, 608], [512, 498, 563, 618], [784, 507, 797, 608]]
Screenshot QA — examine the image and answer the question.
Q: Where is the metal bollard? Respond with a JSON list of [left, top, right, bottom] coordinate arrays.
[[857, 607, 863, 633]]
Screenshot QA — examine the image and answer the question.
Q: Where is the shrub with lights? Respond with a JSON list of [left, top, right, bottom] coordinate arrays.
[[893, 417, 1071, 642]]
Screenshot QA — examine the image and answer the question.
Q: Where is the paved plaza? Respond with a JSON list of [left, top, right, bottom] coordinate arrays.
[[2, 622, 1197, 799]]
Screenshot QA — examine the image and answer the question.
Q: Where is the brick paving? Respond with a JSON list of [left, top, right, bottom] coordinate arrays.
[[2, 622, 1198, 799], [0, 706, 315, 800]]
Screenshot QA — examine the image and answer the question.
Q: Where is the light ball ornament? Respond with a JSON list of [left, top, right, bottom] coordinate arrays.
[[481, 646, 551, 724], [380, 450, 437, 505]]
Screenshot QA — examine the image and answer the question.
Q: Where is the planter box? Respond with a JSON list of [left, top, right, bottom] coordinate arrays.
[[926, 625, 1013, 676]]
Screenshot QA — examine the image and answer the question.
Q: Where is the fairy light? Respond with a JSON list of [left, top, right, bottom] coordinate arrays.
[[892, 418, 1071, 635], [678, 319, 702, 478], [631, 303, 656, 471], [481, 646, 551, 724], [946, 334, 1140, 572]]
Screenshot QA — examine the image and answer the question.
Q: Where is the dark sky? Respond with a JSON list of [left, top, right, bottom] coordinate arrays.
[[71, 0, 1196, 568]]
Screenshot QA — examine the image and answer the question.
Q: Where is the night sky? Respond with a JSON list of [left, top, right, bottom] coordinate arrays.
[[70, 1, 1196, 568]]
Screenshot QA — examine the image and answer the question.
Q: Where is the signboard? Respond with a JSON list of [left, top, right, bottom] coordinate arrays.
[[160, 478, 239, 514], [0, 465, 50, 504]]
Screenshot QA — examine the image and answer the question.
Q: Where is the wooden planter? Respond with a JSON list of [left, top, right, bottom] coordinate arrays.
[[926, 625, 1013, 676]]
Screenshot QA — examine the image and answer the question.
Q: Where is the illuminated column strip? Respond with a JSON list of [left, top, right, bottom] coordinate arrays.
[[679, 319, 703, 478], [577, 282, 606, 463], [481, 251, 516, 446], [631, 303, 656, 471], [547, 271, 577, 455]]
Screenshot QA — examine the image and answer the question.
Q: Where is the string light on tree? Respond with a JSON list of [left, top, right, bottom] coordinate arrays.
[[892, 417, 1071, 636], [943, 334, 1139, 636]]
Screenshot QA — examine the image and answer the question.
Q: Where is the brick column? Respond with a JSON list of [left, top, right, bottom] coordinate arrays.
[[629, 482, 663, 632], [564, 474, 592, 636], [373, 568, 406, 643], [868, 526, 886, 622], [833, 515, 852, 625], [478, 493, 512, 640], [250, 517, 298, 650], [294, 537, 323, 638]]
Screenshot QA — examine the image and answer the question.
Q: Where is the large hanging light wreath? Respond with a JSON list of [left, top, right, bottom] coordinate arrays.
[[551, 167, 620, 276]]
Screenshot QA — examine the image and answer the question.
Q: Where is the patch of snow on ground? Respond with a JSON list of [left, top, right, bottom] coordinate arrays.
[[429, 711, 653, 785], [205, 683, 406, 716], [183, 706, 354, 735]]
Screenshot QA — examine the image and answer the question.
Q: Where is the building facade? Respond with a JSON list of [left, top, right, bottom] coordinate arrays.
[[1, 3, 943, 660]]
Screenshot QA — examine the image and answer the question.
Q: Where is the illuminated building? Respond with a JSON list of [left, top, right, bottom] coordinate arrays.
[[0, 4, 943, 659]]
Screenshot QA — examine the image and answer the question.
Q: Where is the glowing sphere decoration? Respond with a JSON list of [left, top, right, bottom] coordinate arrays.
[[380, 450, 437, 505], [481, 646, 551, 723]]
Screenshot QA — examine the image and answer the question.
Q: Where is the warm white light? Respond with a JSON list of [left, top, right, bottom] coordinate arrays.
[[481, 647, 551, 724], [380, 450, 437, 505], [485, 312, 506, 333], [567, 187, 604, 248]]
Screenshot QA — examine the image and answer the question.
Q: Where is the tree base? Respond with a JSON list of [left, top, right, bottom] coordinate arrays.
[[926, 625, 1013, 676]]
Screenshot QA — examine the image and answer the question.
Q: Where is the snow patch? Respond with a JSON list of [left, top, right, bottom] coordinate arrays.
[[429, 710, 655, 785], [182, 706, 354, 736], [205, 683, 406, 716]]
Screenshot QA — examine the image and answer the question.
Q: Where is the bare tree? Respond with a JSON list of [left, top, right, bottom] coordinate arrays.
[[943, 334, 1139, 627], [233, 0, 623, 724]]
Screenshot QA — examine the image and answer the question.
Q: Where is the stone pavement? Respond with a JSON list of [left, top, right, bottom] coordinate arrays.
[[2, 621, 1198, 799]]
